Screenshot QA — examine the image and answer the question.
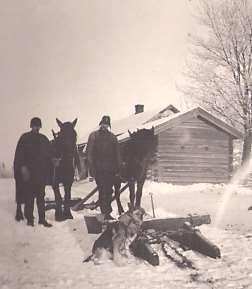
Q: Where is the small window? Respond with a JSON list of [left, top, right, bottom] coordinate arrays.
[[181, 145, 185, 150], [205, 146, 209, 151]]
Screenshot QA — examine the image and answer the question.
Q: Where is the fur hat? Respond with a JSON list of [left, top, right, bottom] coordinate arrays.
[[99, 115, 111, 127], [30, 117, 42, 128]]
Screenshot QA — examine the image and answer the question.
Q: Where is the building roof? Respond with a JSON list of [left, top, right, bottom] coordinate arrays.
[[78, 104, 179, 145], [117, 107, 243, 143], [78, 106, 242, 148]]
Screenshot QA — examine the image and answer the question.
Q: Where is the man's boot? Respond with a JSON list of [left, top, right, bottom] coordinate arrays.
[[15, 204, 24, 221], [27, 219, 34, 227], [55, 202, 63, 221], [38, 219, 53, 227]]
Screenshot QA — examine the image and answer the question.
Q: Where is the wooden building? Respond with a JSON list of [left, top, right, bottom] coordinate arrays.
[[79, 105, 242, 184]]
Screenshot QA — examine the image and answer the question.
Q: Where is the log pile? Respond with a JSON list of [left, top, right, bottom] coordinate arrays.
[[84, 214, 221, 267]]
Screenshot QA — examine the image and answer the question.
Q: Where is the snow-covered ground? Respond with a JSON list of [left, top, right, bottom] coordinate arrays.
[[1, 178, 252, 289]]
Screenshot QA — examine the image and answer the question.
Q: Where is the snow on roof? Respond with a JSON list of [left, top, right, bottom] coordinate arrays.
[[117, 111, 181, 143], [78, 105, 177, 144], [78, 105, 242, 146], [111, 107, 163, 135], [117, 106, 243, 143]]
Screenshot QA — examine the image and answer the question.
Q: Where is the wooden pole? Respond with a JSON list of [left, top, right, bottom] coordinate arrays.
[[150, 192, 156, 218]]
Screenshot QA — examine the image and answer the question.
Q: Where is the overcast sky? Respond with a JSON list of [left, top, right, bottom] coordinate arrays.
[[0, 0, 197, 165]]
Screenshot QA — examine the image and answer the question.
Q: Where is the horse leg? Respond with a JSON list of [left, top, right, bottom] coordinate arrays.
[[135, 173, 146, 208], [129, 179, 135, 207], [15, 203, 24, 221], [53, 184, 63, 221], [135, 182, 144, 208], [63, 182, 73, 219], [114, 182, 124, 215]]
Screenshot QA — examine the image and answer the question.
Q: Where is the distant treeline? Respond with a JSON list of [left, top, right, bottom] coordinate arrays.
[[0, 162, 13, 178]]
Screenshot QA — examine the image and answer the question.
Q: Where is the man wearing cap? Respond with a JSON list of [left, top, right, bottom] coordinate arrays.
[[87, 115, 121, 220], [14, 117, 52, 227]]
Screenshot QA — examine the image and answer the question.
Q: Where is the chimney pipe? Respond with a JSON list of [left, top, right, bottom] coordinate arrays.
[[135, 104, 144, 114]]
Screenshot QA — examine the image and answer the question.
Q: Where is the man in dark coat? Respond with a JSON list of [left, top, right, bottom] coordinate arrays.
[[14, 117, 52, 227], [87, 115, 121, 220]]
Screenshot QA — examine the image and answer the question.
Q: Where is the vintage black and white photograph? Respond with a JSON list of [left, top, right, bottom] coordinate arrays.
[[1, 1, 252, 288]]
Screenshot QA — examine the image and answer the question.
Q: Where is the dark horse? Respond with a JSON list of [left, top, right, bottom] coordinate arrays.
[[50, 118, 81, 221], [114, 127, 156, 215]]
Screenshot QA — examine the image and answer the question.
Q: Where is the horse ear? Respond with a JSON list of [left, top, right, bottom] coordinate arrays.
[[56, 118, 63, 129], [151, 126, 154, 134], [52, 129, 57, 139], [72, 118, 78, 128], [128, 130, 132, 137]]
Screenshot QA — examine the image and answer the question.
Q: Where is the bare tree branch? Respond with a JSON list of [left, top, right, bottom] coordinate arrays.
[[183, 0, 252, 162]]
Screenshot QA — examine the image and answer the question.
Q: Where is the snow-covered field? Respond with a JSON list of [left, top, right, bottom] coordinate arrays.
[[1, 178, 252, 289]]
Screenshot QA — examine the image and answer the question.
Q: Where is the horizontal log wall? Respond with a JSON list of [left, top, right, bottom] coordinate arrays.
[[156, 116, 233, 184]]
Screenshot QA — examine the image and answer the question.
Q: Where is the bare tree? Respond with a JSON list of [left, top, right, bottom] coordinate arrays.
[[184, 0, 252, 163]]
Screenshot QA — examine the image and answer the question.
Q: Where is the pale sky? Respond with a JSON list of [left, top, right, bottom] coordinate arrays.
[[0, 0, 197, 165]]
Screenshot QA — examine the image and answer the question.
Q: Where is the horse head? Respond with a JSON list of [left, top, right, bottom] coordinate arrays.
[[128, 127, 156, 157], [55, 118, 78, 156]]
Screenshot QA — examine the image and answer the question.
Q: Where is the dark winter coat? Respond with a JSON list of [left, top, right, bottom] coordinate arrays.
[[14, 131, 51, 183], [86, 128, 121, 176]]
